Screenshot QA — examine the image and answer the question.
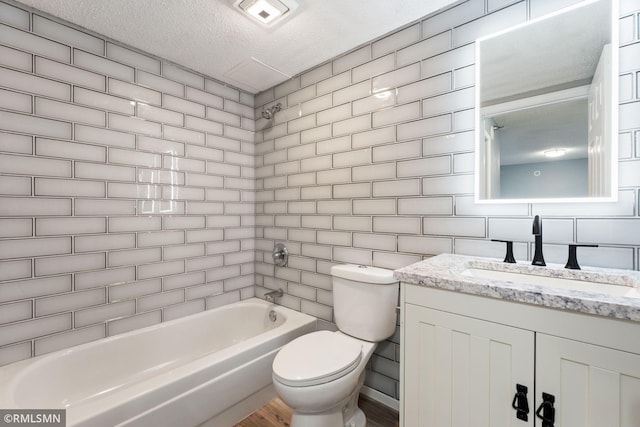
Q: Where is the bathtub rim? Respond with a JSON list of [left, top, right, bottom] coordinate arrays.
[[0, 298, 290, 375], [0, 297, 317, 425]]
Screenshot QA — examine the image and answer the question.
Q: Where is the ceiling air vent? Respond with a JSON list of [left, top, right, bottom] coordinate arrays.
[[234, 0, 299, 27]]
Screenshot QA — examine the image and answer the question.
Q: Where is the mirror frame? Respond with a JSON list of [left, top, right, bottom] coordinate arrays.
[[474, 0, 619, 204]]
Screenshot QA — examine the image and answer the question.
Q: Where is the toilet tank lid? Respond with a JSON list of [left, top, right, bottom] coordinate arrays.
[[330, 264, 398, 284]]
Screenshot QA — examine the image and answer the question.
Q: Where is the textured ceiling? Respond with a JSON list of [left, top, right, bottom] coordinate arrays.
[[15, 0, 459, 94]]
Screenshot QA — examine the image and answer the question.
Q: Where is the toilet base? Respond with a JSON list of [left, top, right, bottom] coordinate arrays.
[[289, 405, 367, 427], [290, 408, 343, 427], [344, 407, 366, 427]]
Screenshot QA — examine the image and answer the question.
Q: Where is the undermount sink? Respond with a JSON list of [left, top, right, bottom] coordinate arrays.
[[461, 268, 640, 299]]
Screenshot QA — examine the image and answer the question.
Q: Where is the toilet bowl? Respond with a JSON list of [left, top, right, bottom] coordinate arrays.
[[272, 331, 375, 427], [271, 264, 398, 427]]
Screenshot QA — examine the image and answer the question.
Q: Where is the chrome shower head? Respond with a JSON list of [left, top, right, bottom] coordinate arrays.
[[261, 102, 282, 120]]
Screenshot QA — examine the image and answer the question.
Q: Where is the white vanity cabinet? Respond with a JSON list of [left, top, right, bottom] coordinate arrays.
[[401, 284, 640, 427], [404, 303, 535, 426]]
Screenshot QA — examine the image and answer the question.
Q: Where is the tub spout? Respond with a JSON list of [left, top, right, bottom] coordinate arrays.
[[265, 288, 283, 302]]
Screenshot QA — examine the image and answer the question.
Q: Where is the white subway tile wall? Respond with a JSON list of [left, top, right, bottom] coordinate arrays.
[[0, 1, 256, 366], [1, 0, 640, 405], [254, 0, 640, 401]]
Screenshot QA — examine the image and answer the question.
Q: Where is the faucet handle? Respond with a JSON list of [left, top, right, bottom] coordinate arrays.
[[565, 244, 598, 270], [272, 243, 289, 267], [492, 239, 516, 263]]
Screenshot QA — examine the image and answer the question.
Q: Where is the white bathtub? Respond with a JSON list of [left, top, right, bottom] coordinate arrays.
[[0, 298, 316, 427]]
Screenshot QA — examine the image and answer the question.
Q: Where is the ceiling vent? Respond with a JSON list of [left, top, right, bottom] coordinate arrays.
[[233, 0, 299, 27]]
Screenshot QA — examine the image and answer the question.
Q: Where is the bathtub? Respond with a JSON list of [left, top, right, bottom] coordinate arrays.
[[0, 298, 316, 427]]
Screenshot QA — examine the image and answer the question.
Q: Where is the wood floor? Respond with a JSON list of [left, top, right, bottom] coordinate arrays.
[[234, 395, 399, 427]]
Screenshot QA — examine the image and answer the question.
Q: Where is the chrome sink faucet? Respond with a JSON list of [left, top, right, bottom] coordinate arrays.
[[532, 215, 546, 266]]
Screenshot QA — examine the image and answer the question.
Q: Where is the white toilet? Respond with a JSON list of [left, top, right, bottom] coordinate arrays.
[[271, 264, 399, 427]]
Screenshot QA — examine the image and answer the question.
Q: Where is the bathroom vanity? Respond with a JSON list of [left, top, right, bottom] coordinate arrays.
[[396, 254, 640, 427]]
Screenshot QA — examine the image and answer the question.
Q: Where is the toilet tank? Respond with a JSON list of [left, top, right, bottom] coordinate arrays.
[[331, 264, 399, 342]]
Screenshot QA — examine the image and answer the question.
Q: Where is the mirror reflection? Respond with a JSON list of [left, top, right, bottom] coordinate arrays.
[[475, 0, 617, 202]]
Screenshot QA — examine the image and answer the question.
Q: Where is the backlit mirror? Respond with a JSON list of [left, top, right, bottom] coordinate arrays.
[[475, 0, 618, 203]]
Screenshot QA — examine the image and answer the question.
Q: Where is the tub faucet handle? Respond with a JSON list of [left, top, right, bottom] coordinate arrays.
[[272, 243, 289, 267]]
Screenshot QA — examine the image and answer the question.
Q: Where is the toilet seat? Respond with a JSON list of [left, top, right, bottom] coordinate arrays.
[[273, 331, 362, 387]]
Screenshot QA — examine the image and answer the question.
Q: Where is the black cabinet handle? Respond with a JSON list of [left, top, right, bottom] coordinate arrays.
[[536, 393, 556, 427], [511, 384, 530, 421]]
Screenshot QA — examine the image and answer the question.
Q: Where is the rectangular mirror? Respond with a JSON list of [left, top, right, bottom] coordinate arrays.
[[475, 0, 618, 203]]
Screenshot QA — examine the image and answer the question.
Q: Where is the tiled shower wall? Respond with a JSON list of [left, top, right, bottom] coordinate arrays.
[[254, 0, 640, 400], [0, 0, 257, 365]]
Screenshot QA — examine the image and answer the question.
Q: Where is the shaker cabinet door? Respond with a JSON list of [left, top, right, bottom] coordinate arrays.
[[403, 304, 535, 427], [536, 333, 640, 427]]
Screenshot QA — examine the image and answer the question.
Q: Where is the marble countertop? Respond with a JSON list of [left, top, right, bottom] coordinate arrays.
[[394, 253, 640, 322]]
